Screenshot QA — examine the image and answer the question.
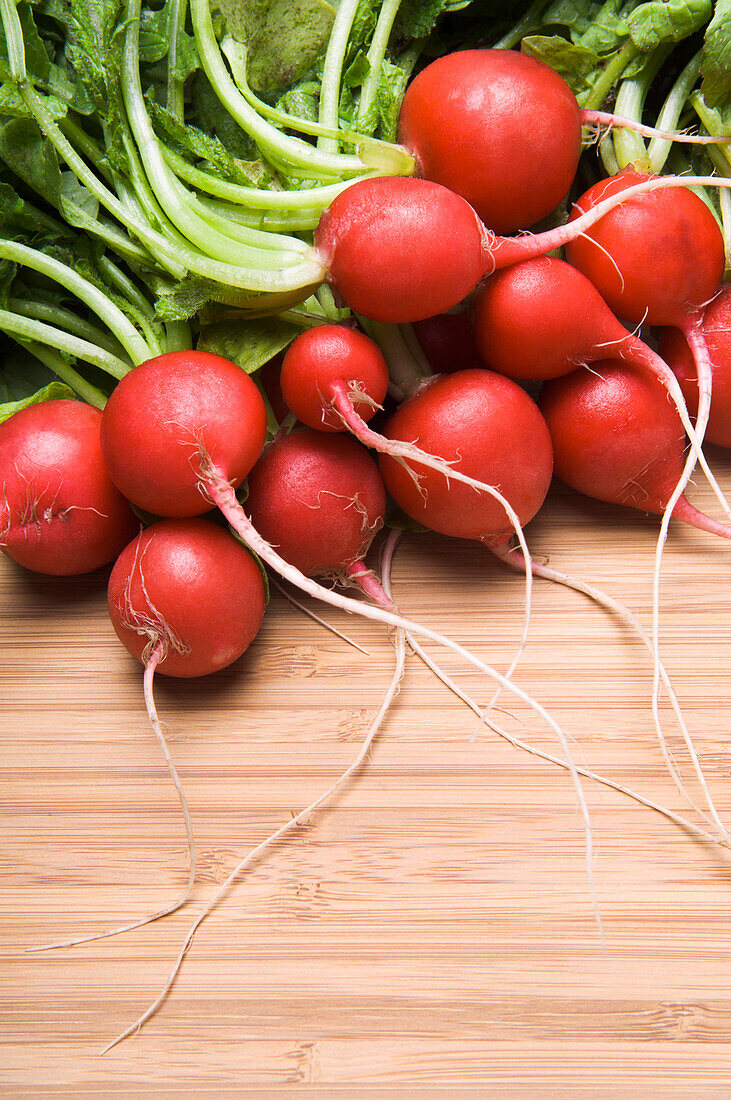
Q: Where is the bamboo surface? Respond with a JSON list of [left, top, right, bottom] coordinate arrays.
[[3, 459, 731, 1096]]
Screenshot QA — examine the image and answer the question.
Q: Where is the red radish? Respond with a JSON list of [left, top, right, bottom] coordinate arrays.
[[565, 168, 725, 327], [314, 176, 489, 322], [100, 350, 267, 517], [394, 50, 730, 236], [658, 285, 731, 450], [397, 50, 582, 234], [108, 518, 266, 678], [35, 518, 266, 955], [0, 399, 138, 575], [313, 172, 731, 324], [378, 369, 553, 546], [245, 429, 386, 587], [412, 312, 485, 375], [471, 256, 726, 516], [539, 361, 731, 540], [279, 325, 389, 432]]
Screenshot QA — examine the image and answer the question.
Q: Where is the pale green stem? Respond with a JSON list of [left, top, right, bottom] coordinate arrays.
[[318, 0, 360, 153], [188, 0, 375, 176], [582, 41, 640, 111], [356, 0, 402, 127], [163, 146, 383, 209], [9, 299, 125, 357], [0, 312, 132, 377], [166, 0, 188, 119], [164, 320, 192, 352], [0, 239, 151, 362], [121, 2, 312, 268], [494, 0, 551, 49], [649, 52, 702, 173], [97, 255, 156, 319]]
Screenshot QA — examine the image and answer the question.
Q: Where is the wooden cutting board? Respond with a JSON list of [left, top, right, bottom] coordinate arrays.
[[3, 461, 731, 1097]]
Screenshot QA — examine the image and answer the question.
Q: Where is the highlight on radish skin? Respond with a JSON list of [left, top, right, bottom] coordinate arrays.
[[0, 400, 138, 576]]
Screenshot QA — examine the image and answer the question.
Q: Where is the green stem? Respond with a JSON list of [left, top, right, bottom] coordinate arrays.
[[582, 41, 640, 111], [0, 312, 132, 377], [19, 342, 108, 409], [219, 36, 410, 168], [612, 46, 670, 170], [9, 299, 125, 356], [357, 317, 427, 392], [196, 195, 322, 232], [97, 255, 156, 319], [121, 1, 312, 269], [0, 239, 152, 362], [648, 52, 702, 173], [493, 0, 551, 49], [166, 0, 188, 119], [318, 0, 360, 153], [356, 0, 402, 128], [689, 91, 731, 175], [164, 320, 192, 351]]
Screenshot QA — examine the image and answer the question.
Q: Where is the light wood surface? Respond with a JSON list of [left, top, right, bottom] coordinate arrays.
[[3, 457, 731, 1096]]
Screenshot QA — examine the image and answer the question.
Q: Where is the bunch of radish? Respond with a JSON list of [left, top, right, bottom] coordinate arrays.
[[2, 34, 731, 1055]]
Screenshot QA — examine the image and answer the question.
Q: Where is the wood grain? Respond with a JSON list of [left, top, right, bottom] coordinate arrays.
[[2, 458, 731, 1096]]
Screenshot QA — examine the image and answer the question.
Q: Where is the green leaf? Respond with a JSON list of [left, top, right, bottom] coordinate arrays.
[[393, 0, 449, 39], [701, 0, 731, 106], [197, 316, 299, 373], [626, 0, 712, 51], [146, 96, 272, 186], [521, 35, 601, 97], [0, 117, 62, 206], [58, 171, 100, 229], [188, 72, 260, 160], [0, 380, 76, 424], [212, 0, 336, 94]]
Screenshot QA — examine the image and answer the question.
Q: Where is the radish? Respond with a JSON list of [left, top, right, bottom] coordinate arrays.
[[378, 369, 553, 546], [565, 169, 725, 328], [0, 400, 138, 576], [471, 260, 729, 830], [539, 361, 731, 540], [100, 350, 267, 517], [563, 171, 730, 785], [245, 429, 387, 594], [278, 324, 536, 584], [33, 517, 267, 953], [279, 326, 389, 433], [313, 176, 489, 322], [470, 256, 724, 499], [394, 50, 727, 237], [108, 518, 266, 678], [397, 50, 582, 235], [104, 540, 408, 1055], [658, 285, 731, 451]]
